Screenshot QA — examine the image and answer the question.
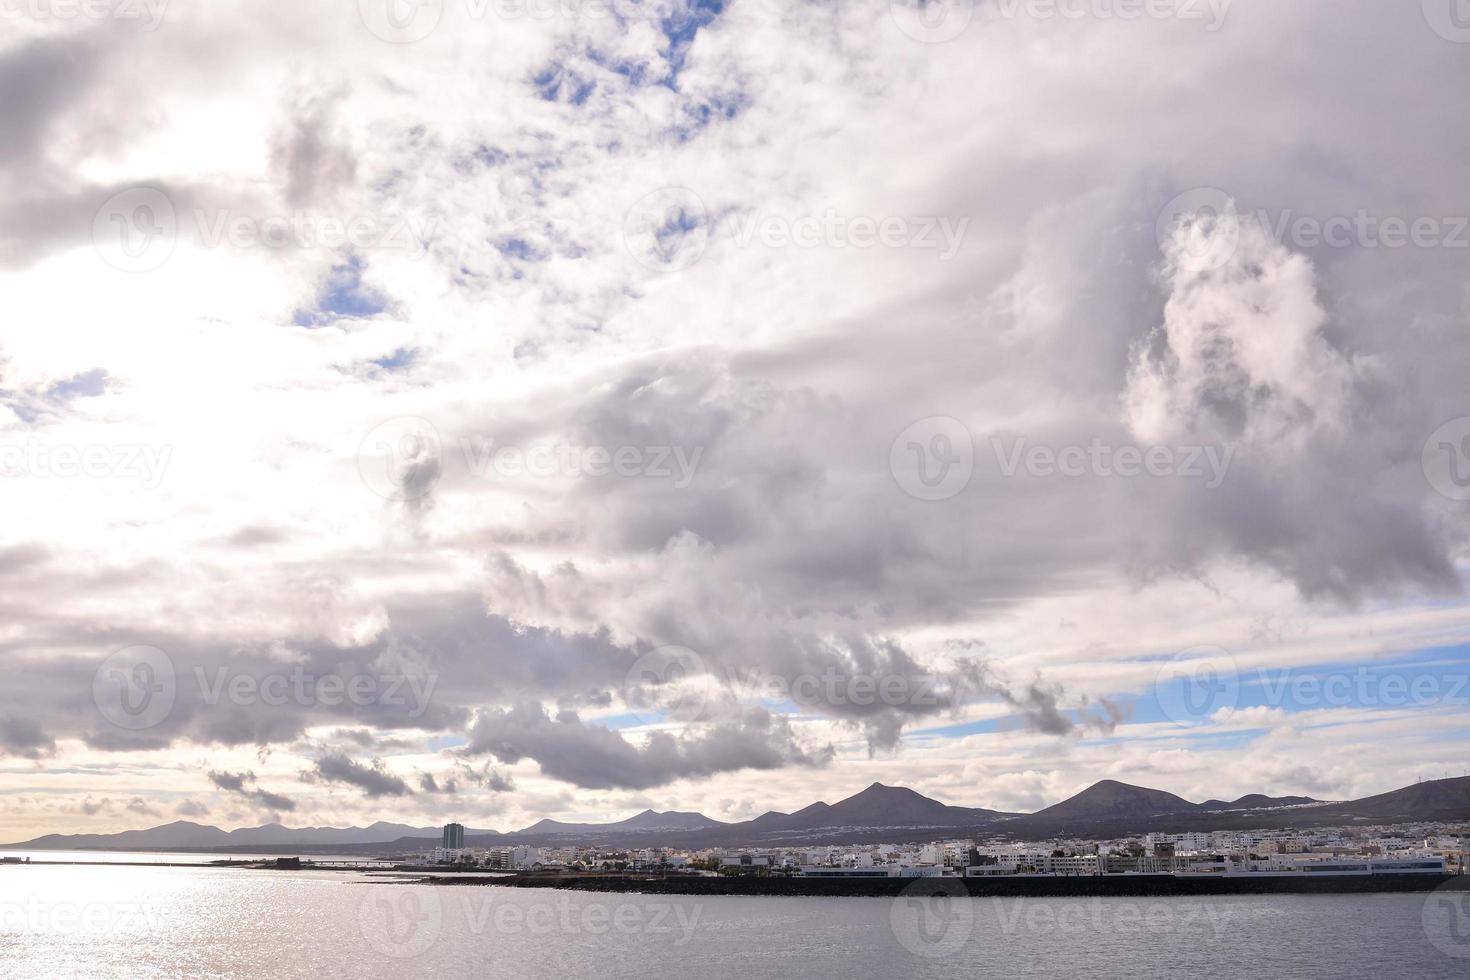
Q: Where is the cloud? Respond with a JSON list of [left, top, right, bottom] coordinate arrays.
[[307, 753, 412, 798], [126, 797, 160, 817], [0, 715, 54, 760], [2, 0, 1470, 837], [207, 770, 297, 812], [464, 701, 832, 790]]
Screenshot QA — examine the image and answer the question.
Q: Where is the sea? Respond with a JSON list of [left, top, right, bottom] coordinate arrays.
[[2, 854, 1467, 979]]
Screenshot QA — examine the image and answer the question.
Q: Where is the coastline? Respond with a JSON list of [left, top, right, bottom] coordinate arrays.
[[420, 872, 1470, 898]]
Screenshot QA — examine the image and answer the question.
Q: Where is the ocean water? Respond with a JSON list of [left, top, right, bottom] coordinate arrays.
[[2, 862, 1467, 979], [0, 849, 389, 865]]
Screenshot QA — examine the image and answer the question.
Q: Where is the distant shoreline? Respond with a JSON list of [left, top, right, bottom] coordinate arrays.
[[421, 872, 1470, 898]]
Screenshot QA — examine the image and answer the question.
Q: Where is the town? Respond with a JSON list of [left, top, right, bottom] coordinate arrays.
[[422, 821, 1467, 879]]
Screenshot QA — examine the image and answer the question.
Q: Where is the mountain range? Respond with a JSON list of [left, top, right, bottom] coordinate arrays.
[[6, 776, 1467, 853]]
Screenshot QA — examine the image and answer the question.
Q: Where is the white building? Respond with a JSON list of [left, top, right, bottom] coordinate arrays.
[[1145, 832, 1210, 853]]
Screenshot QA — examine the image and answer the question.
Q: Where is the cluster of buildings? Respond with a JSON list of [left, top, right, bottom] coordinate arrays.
[[419, 821, 1467, 878], [780, 825, 1465, 878], [427, 824, 549, 870]]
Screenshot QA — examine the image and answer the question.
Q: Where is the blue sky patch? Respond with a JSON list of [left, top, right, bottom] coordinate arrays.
[[293, 256, 388, 326]]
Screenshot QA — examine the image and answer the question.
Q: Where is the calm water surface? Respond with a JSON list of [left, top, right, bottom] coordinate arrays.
[[2, 862, 1466, 979]]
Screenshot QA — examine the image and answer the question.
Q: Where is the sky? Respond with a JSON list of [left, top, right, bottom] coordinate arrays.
[[2, 0, 1470, 841]]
